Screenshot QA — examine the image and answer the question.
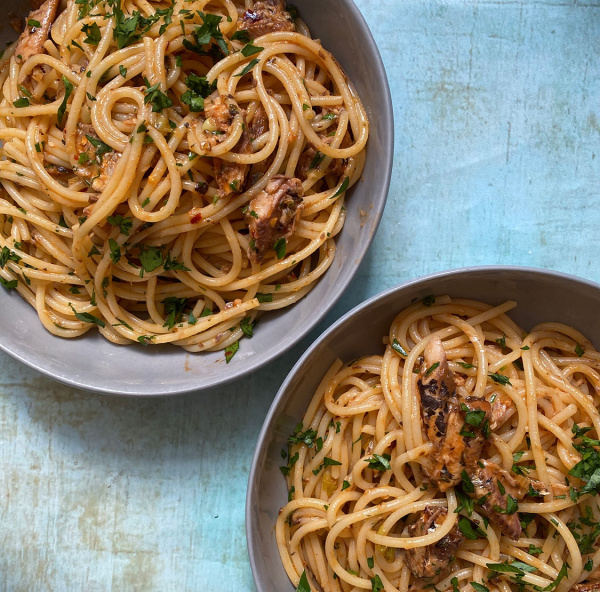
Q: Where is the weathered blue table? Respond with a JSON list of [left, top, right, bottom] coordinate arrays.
[[1, 1, 599, 590]]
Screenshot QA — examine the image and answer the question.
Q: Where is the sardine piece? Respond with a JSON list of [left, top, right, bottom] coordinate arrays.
[[468, 459, 529, 540], [245, 175, 303, 263], [239, 0, 295, 39], [404, 506, 464, 579], [15, 0, 60, 64], [418, 337, 491, 491]]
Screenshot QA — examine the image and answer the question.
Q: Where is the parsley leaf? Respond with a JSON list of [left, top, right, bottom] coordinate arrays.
[[180, 73, 216, 112], [234, 58, 259, 77], [460, 403, 487, 427], [225, 340, 239, 363], [240, 317, 254, 337], [365, 453, 391, 472], [295, 571, 310, 592], [144, 81, 173, 112], [458, 516, 486, 540], [57, 76, 73, 125], [489, 372, 511, 386], [273, 237, 286, 259], [312, 456, 342, 475], [288, 428, 317, 447], [331, 176, 349, 198], [108, 239, 121, 264], [231, 30, 250, 43], [0, 277, 18, 289], [85, 134, 113, 162], [139, 245, 163, 272], [107, 214, 133, 236], [493, 494, 518, 514], [0, 247, 21, 268], [82, 22, 101, 45], [569, 423, 600, 496], [241, 43, 263, 57], [68, 303, 105, 327], [392, 338, 407, 357], [162, 297, 187, 330], [425, 361, 440, 377]]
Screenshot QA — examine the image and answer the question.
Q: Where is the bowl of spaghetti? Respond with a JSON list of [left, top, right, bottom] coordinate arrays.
[[247, 266, 600, 592], [0, 0, 392, 394]]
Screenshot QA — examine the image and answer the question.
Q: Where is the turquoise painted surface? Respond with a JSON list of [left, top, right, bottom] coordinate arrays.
[[1, 1, 599, 590]]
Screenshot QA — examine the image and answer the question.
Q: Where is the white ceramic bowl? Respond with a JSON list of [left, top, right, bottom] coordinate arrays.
[[0, 0, 393, 395], [246, 266, 600, 591]]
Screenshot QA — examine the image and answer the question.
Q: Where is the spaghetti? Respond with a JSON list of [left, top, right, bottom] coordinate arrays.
[[0, 0, 368, 354], [277, 296, 600, 592]]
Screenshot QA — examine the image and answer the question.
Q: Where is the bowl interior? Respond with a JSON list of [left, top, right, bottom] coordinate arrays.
[[246, 266, 600, 592], [0, 0, 393, 395]]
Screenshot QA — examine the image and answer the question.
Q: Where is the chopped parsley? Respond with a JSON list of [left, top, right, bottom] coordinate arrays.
[[295, 570, 310, 592], [273, 238, 286, 259], [371, 575, 384, 592], [365, 453, 391, 472], [231, 30, 250, 43], [575, 343, 585, 357], [162, 297, 188, 330], [57, 76, 74, 125], [82, 22, 101, 45], [312, 456, 342, 475], [181, 73, 216, 112], [240, 317, 255, 337], [138, 245, 163, 272], [492, 494, 518, 514], [460, 403, 487, 427], [0, 277, 18, 289], [461, 469, 475, 493], [422, 295, 435, 306], [85, 134, 113, 162], [108, 239, 121, 264], [489, 372, 512, 386], [234, 58, 260, 77], [331, 176, 349, 198], [425, 361, 440, 377], [308, 150, 325, 170], [0, 246, 21, 268], [106, 214, 133, 235], [144, 80, 173, 112], [241, 43, 263, 57], [458, 516, 486, 540], [68, 303, 105, 327], [224, 340, 239, 363], [569, 423, 600, 497], [288, 426, 317, 447], [392, 338, 408, 357]]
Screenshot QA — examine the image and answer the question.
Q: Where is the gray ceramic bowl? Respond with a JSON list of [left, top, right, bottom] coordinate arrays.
[[246, 265, 600, 592], [0, 0, 392, 395]]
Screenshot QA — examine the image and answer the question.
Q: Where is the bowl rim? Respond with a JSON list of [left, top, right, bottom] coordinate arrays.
[[0, 0, 394, 396], [245, 264, 600, 590]]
